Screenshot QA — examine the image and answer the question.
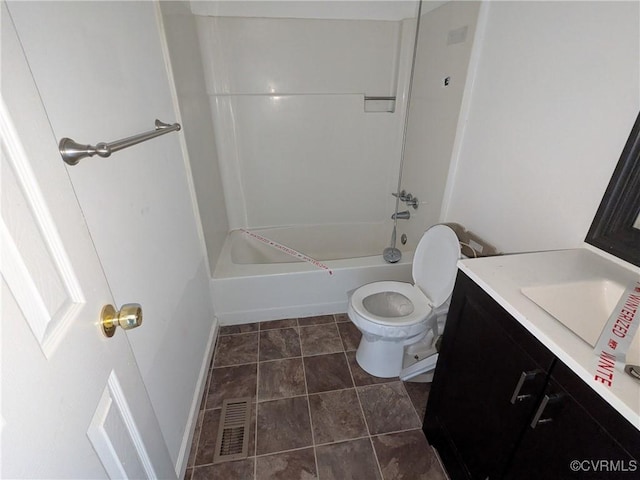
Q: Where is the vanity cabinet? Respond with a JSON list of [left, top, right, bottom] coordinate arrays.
[[505, 361, 638, 479], [424, 272, 640, 480]]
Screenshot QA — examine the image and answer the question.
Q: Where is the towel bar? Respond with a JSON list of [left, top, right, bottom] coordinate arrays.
[[59, 119, 181, 165]]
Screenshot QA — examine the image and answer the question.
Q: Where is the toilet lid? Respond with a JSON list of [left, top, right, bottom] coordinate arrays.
[[412, 224, 461, 308]]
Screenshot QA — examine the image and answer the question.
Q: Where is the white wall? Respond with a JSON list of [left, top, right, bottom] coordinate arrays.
[[7, 1, 217, 472], [196, 14, 413, 229], [397, 0, 481, 247], [160, 1, 229, 273], [442, 1, 640, 253]]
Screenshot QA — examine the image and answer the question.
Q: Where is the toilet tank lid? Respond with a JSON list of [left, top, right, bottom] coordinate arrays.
[[412, 224, 461, 308]]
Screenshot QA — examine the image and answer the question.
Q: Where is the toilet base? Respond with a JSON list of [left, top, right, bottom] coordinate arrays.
[[355, 331, 427, 378]]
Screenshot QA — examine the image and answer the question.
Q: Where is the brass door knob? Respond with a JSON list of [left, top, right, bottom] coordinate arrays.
[[100, 303, 143, 338]]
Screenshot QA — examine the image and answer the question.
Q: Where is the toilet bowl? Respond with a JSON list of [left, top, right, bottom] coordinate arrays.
[[347, 224, 460, 378]]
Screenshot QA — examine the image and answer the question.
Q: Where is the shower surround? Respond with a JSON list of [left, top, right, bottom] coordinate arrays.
[[195, 14, 416, 230]]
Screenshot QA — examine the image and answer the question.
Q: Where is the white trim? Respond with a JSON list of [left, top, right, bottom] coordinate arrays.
[[109, 371, 157, 479], [0, 220, 50, 342], [0, 97, 84, 356], [88, 371, 157, 479], [0, 98, 84, 303], [175, 315, 218, 478], [87, 391, 128, 479]]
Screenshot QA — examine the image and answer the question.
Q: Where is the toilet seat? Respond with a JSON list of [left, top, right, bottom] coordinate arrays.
[[350, 224, 460, 328], [350, 281, 432, 327]]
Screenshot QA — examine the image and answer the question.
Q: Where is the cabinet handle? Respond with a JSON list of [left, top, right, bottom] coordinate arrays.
[[530, 393, 562, 428], [510, 370, 541, 404]]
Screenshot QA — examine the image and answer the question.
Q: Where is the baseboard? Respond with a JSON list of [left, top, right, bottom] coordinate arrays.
[[174, 315, 218, 478]]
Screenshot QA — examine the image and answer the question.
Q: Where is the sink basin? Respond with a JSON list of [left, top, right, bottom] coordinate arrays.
[[521, 279, 626, 347]]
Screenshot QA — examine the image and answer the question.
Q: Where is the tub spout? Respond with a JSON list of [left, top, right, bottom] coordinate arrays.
[[391, 210, 410, 220]]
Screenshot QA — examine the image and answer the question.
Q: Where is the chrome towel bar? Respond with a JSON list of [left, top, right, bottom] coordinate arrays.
[[59, 119, 181, 165]]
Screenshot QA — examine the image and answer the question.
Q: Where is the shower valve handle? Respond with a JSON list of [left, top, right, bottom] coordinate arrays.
[[392, 190, 408, 201], [392, 190, 419, 209]]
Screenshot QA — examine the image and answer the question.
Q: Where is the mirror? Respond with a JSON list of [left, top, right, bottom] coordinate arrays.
[[586, 111, 640, 267]]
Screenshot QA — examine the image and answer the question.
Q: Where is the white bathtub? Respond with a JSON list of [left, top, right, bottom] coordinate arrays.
[[211, 224, 414, 324]]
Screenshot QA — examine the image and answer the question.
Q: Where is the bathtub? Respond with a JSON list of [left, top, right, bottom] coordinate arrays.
[[211, 224, 414, 324]]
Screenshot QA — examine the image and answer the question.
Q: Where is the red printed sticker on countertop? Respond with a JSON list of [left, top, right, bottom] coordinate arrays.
[[593, 281, 640, 387]]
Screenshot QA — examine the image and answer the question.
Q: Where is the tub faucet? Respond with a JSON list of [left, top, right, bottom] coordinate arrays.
[[391, 210, 410, 220]]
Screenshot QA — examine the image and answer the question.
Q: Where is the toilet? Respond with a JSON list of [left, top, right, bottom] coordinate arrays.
[[347, 224, 461, 378]]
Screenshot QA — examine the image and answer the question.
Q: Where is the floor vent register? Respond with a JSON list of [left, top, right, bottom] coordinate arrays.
[[213, 397, 251, 464]]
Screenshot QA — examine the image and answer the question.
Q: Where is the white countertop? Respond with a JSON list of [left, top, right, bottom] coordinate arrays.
[[458, 247, 640, 431]]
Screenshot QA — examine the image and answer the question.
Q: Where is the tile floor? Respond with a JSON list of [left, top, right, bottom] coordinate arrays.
[[184, 314, 448, 480]]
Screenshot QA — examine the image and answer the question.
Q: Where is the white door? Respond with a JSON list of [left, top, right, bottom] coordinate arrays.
[[1, 6, 176, 479]]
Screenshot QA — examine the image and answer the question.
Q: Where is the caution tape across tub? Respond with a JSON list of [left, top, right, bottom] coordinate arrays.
[[240, 229, 333, 275]]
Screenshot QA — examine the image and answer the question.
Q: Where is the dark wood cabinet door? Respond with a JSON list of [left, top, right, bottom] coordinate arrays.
[[505, 360, 640, 480], [424, 273, 555, 479]]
